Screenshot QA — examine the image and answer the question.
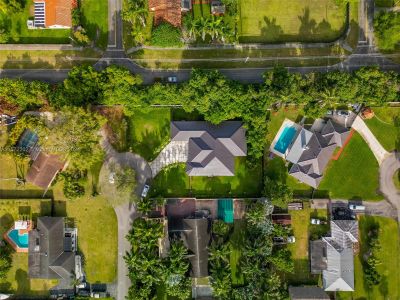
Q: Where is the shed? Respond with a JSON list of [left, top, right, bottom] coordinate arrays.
[[218, 199, 233, 223], [272, 214, 292, 225]]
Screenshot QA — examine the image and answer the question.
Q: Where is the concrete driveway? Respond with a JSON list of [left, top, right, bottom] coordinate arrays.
[[150, 141, 188, 177], [379, 153, 400, 220], [352, 116, 389, 165]]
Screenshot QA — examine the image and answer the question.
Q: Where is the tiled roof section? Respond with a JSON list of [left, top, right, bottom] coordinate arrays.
[[149, 0, 182, 27], [35, 0, 75, 28], [171, 121, 247, 176], [26, 152, 64, 189], [286, 119, 350, 188]]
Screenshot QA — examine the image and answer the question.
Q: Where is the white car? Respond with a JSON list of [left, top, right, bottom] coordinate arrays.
[[349, 204, 365, 211], [311, 218, 321, 225], [141, 184, 150, 198], [287, 236, 296, 243], [167, 76, 177, 83]]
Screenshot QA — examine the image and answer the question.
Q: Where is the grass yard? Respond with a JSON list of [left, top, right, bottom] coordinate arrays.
[[365, 107, 400, 152], [126, 108, 171, 161], [230, 220, 245, 286], [318, 132, 382, 200], [375, 0, 396, 7], [0, 0, 70, 43], [81, 0, 109, 49], [338, 216, 400, 300], [394, 171, 400, 190], [238, 0, 347, 43], [150, 158, 263, 198], [282, 205, 328, 285]]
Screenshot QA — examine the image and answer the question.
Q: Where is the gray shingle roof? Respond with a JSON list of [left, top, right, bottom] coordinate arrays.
[[171, 121, 247, 176], [286, 119, 350, 188], [28, 217, 75, 280], [289, 286, 330, 299]]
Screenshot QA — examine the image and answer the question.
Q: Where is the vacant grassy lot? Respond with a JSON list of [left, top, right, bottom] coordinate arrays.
[[150, 158, 263, 198], [338, 216, 400, 300], [318, 132, 382, 200], [0, 0, 70, 43], [81, 0, 108, 49], [239, 0, 347, 43], [126, 108, 171, 161], [283, 205, 328, 285], [365, 107, 400, 152]]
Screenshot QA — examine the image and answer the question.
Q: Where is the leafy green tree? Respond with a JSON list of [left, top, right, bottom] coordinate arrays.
[[374, 11, 400, 50], [0, 246, 11, 279], [151, 22, 183, 47], [72, 28, 90, 45], [50, 66, 101, 107], [264, 176, 293, 208], [60, 170, 86, 199], [0, 29, 9, 43], [268, 248, 294, 273], [43, 107, 105, 170]]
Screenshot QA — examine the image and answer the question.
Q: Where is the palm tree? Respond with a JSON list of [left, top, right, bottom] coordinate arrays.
[[195, 17, 211, 41]]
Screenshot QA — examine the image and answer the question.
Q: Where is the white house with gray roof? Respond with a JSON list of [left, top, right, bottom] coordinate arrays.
[[271, 118, 350, 188], [310, 219, 359, 292], [171, 121, 247, 176]]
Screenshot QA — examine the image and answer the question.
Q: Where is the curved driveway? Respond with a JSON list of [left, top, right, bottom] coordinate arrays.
[[379, 153, 400, 220]]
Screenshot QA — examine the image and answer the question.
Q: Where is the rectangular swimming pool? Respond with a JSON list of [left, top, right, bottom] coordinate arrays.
[[274, 125, 297, 154], [7, 229, 29, 249]]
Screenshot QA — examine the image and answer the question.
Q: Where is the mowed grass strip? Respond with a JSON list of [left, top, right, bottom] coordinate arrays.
[[318, 132, 382, 200], [239, 0, 347, 43], [338, 216, 400, 299]]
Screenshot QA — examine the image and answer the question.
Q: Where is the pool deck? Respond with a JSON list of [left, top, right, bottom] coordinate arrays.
[[3, 222, 32, 253], [269, 118, 301, 159]]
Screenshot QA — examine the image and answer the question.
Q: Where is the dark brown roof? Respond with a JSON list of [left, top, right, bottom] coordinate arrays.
[[271, 214, 292, 225], [26, 152, 64, 189], [289, 286, 329, 300], [148, 0, 182, 27]]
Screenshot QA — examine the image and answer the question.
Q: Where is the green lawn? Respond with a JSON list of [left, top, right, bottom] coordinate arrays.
[[126, 108, 171, 161], [338, 216, 400, 300], [0, 0, 70, 43], [230, 220, 245, 286], [150, 158, 263, 198], [365, 107, 400, 152], [318, 132, 382, 200], [282, 205, 328, 285], [239, 0, 347, 43], [375, 0, 395, 7], [81, 0, 109, 49], [394, 171, 400, 190]]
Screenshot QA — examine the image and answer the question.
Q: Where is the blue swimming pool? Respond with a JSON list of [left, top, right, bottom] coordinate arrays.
[[7, 229, 28, 248], [274, 125, 297, 154]]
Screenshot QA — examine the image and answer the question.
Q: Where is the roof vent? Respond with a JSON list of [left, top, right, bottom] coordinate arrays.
[[301, 130, 309, 150]]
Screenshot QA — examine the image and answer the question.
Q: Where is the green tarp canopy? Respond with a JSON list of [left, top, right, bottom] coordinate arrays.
[[218, 199, 234, 223]]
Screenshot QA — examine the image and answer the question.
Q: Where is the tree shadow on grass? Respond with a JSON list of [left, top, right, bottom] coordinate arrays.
[[150, 164, 188, 198], [15, 268, 29, 295], [260, 17, 284, 43]]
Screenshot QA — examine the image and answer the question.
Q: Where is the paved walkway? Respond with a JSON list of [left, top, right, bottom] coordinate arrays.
[[351, 116, 389, 165], [150, 141, 188, 177]]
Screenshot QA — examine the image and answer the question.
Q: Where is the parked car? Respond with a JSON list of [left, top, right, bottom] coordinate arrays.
[[287, 236, 296, 243], [349, 204, 365, 211], [337, 110, 350, 117], [141, 184, 150, 198], [273, 237, 285, 243], [311, 218, 321, 225], [167, 76, 177, 83]]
